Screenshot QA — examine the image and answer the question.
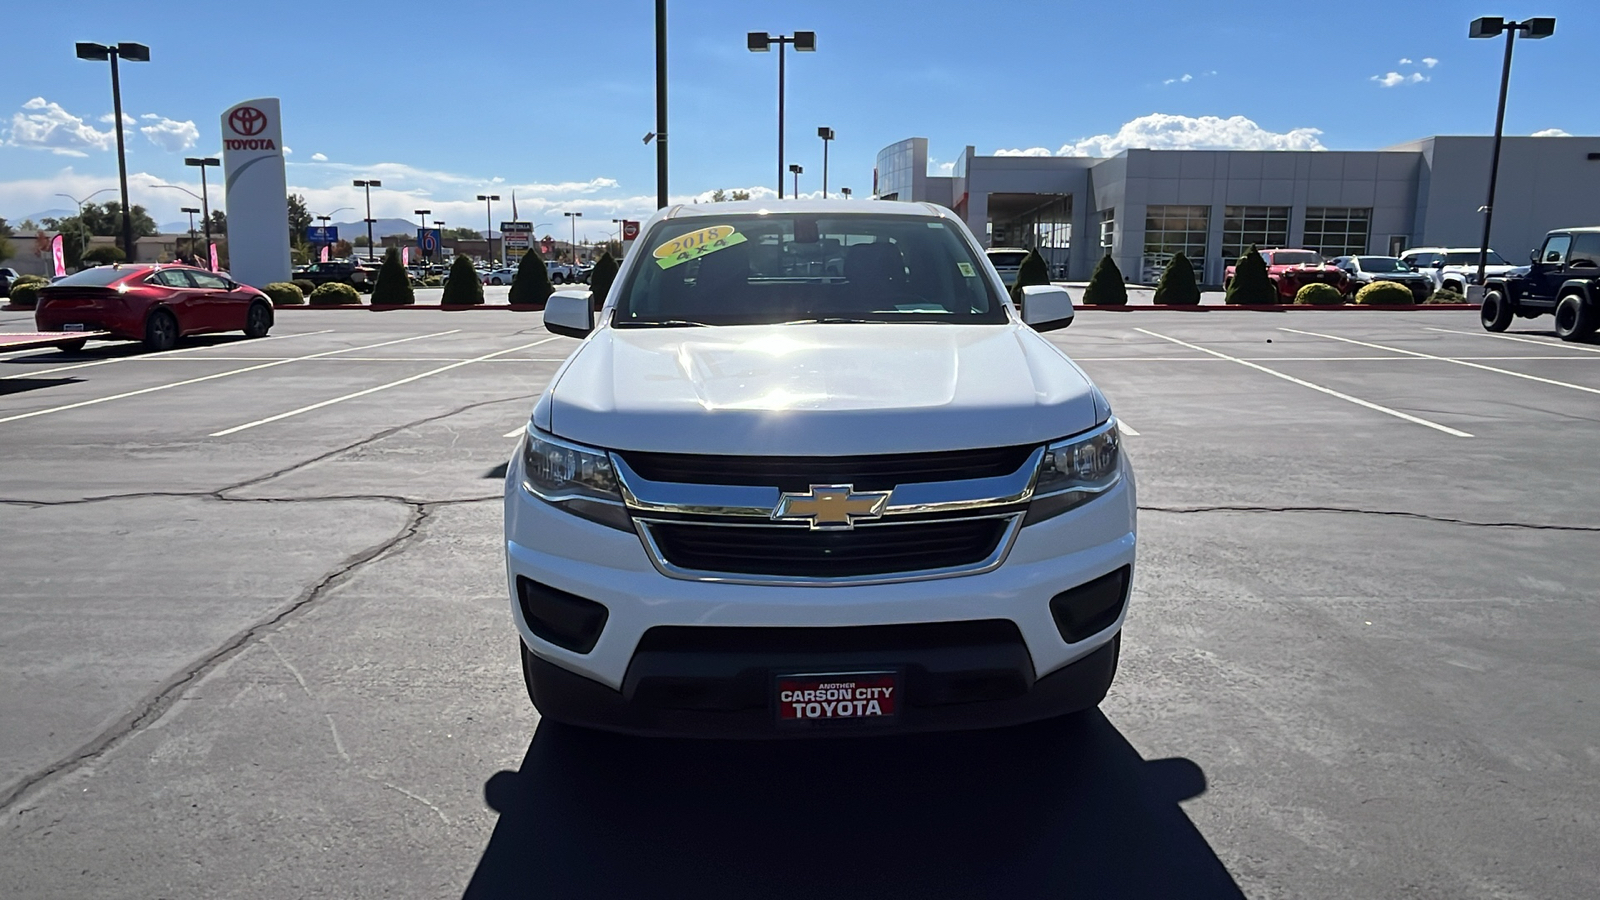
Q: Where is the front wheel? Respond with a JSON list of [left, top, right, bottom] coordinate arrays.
[[1553, 294, 1595, 341], [243, 301, 272, 338], [551, 273, 565, 284], [144, 308, 179, 352], [1480, 289, 1513, 332]]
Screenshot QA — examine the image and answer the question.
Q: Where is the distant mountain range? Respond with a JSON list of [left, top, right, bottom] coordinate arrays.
[[17, 208, 75, 224]]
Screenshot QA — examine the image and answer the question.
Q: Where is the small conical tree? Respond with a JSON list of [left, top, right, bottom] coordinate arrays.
[[1009, 248, 1053, 303], [588, 251, 620, 312], [508, 247, 555, 306], [370, 246, 415, 305], [1081, 254, 1128, 306], [441, 254, 484, 305], [1152, 252, 1200, 306], [1226, 245, 1276, 305]]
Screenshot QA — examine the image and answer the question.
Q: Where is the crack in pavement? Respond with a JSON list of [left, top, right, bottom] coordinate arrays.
[[1141, 504, 1600, 532]]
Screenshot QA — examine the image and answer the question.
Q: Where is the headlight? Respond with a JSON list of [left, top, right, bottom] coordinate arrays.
[[520, 428, 630, 529], [1025, 419, 1122, 525]]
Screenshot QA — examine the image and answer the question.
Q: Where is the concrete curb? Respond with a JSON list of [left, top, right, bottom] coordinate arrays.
[[272, 303, 547, 311], [1075, 303, 1480, 311]]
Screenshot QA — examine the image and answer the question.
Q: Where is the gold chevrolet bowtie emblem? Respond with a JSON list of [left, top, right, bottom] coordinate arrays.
[[773, 484, 890, 530]]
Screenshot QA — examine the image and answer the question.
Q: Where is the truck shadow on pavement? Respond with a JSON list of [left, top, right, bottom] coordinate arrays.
[[463, 711, 1243, 899]]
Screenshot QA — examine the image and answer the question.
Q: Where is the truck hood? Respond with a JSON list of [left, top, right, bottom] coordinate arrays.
[[545, 323, 1101, 455]]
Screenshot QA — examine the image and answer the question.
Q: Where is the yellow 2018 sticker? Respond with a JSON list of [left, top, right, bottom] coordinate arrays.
[[957, 262, 976, 277], [654, 225, 748, 270]]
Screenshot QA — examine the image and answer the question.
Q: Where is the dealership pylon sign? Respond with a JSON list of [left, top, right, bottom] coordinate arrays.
[[220, 98, 291, 288]]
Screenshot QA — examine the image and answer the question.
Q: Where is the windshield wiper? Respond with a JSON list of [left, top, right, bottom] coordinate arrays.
[[780, 316, 883, 325], [622, 319, 711, 328]]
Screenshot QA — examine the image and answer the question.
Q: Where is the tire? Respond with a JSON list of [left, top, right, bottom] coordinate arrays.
[[1443, 279, 1464, 294], [144, 308, 179, 352], [520, 642, 539, 707], [1553, 294, 1596, 342], [551, 273, 565, 284], [491, 277, 504, 286], [57, 339, 87, 353], [243, 301, 272, 338], [1480, 289, 1514, 332]]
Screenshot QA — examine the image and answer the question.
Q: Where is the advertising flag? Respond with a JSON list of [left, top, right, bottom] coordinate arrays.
[[402, 246, 410, 266], [210, 242, 220, 272], [51, 234, 66, 277]]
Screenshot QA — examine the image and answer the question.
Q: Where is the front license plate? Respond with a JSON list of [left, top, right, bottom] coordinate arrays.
[[776, 671, 899, 724], [62, 323, 86, 332]]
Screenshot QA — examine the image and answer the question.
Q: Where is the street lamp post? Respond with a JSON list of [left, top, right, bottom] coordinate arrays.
[[655, 0, 669, 209], [747, 30, 816, 199], [55, 188, 114, 267], [817, 126, 834, 198], [181, 207, 199, 262], [353, 179, 382, 261], [841, 187, 852, 199], [477, 194, 500, 266], [433, 221, 446, 260], [789, 164, 803, 198], [1468, 15, 1556, 287], [564, 212, 583, 265], [185, 157, 220, 269], [414, 208, 431, 264], [75, 41, 148, 260], [314, 215, 331, 260]]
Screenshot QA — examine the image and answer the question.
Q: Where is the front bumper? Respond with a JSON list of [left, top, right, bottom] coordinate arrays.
[[503, 449, 1137, 735]]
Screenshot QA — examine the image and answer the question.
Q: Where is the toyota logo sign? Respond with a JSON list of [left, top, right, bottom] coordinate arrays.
[[229, 106, 268, 136]]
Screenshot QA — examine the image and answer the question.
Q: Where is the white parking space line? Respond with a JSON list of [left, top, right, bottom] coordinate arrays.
[[504, 425, 527, 438], [0, 331, 459, 426], [1282, 328, 1600, 397], [0, 329, 336, 380], [211, 336, 562, 436], [1423, 326, 1600, 355], [1134, 327, 1473, 438]]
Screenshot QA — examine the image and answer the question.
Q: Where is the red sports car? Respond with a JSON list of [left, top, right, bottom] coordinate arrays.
[[34, 264, 274, 352], [1225, 249, 1352, 300]]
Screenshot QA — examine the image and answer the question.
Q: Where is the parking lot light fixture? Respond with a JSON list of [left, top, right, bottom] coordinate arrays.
[[789, 163, 803, 198], [477, 194, 500, 266], [353, 179, 382, 261], [77, 41, 149, 258], [55, 188, 115, 266], [180, 207, 199, 261], [841, 187, 852, 199], [747, 30, 816, 198], [1468, 15, 1555, 287], [817, 127, 834, 198], [184, 157, 220, 270], [564, 212, 583, 265]]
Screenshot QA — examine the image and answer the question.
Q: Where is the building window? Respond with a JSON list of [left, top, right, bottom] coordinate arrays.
[[1142, 205, 1209, 283], [1302, 208, 1372, 258], [1099, 209, 1115, 253], [1221, 206, 1290, 263]]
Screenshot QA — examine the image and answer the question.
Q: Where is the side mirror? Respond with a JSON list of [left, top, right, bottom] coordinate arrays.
[[1432, 259, 1444, 268], [1530, 248, 1540, 263], [544, 290, 594, 338], [1020, 284, 1074, 332]]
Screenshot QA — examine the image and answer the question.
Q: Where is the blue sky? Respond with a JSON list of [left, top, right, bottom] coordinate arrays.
[[2, 0, 1595, 241]]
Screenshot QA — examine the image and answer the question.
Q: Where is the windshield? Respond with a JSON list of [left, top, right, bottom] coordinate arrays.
[[986, 251, 1028, 267], [1444, 250, 1507, 266], [50, 266, 144, 287], [1266, 251, 1321, 265], [1356, 256, 1411, 273], [613, 214, 1006, 327]]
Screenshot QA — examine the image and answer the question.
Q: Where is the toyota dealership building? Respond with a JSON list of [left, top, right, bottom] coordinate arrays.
[[873, 134, 1600, 285]]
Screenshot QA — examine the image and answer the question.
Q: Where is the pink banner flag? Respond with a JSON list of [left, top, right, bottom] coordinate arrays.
[[320, 244, 330, 262], [209, 242, 219, 272], [51, 234, 66, 277], [402, 246, 410, 266]]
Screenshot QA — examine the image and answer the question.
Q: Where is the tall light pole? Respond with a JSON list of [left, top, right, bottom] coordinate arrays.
[[564, 212, 583, 264], [76, 41, 148, 259], [477, 194, 500, 266], [611, 218, 623, 250], [185, 157, 220, 269], [789, 163, 803, 198], [181, 206, 199, 261], [353, 179, 382, 261], [817, 126, 834, 198], [55, 188, 114, 266], [841, 187, 852, 199], [433, 221, 446, 260], [1468, 16, 1555, 287], [747, 30, 816, 199], [655, 0, 669, 209], [414, 208, 432, 265]]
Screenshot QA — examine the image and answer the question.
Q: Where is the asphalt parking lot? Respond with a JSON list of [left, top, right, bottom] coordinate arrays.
[[1, 306, 1597, 899]]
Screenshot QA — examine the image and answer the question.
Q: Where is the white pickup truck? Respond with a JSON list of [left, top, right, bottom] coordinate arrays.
[[505, 199, 1136, 737]]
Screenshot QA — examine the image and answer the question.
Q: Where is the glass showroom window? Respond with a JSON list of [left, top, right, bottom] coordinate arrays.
[[1100, 209, 1115, 253], [1142, 205, 1209, 283], [1303, 208, 1372, 258], [1222, 206, 1290, 262]]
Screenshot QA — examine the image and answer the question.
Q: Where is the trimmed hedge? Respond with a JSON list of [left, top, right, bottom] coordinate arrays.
[[308, 282, 361, 305], [1151, 252, 1200, 306], [8, 282, 43, 309], [262, 282, 305, 306], [1009, 248, 1052, 303], [1226, 246, 1277, 305], [421, 275, 442, 287], [1426, 287, 1467, 305], [1354, 281, 1415, 306], [1081, 254, 1128, 306], [371, 246, 415, 305], [292, 278, 316, 296], [588, 252, 620, 310], [441, 255, 484, 305], [508, 247, 554, 306], [1294, 283, 1344, 306]]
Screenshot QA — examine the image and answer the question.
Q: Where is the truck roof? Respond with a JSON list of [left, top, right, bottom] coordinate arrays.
[[665, 199, 951, 220]]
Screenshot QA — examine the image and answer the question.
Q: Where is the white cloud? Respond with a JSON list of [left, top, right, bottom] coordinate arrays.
[[1163, 73, 1194, 85], [1531, 128, 1570, 137], [1422, 57, 1438, 67], [993, 147, 1055, 157], [283, 146, 293, 155], [1372, 71, 1427, 87], [937, 160, 955, 174], [1014, 113, 1326, 157], [311, 152, 328, 161], [4, 97, 118, 156], [1399, 57, 1413, 65], [138, 114, 199, 152]]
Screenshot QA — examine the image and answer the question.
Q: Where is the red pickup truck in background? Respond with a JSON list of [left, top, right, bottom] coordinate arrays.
[[1225, 249, 1352, 300]]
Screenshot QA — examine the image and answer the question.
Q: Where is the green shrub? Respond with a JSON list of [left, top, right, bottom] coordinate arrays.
[[588, 251, 620, 310], [292, 278, 316, 296], [1294, 283, 1344, 306], [12, 273, 48, 288], [8, 282, 43, 309], [421, 275, 442, 287], [1009, 248, 1053, 303], [508, 247, 554, 306], [1354, 281, 1415, 306], [82, 246, 126, 265], [308, 282, 361, 305], [1226, 246, 1277, 305], [370, 246, 416, 305], [262, 282, 305, 306], [1081, 254, 1128, 306], [441, 255, 485, 305], [1426, 287, 1467, 305], [1151, 252, 1200, 306]]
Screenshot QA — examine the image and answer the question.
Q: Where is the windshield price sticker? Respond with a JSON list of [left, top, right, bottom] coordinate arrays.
[[957, 262, 976, 277], [777, 672, 899, 722], [654, 225, 748, 270]]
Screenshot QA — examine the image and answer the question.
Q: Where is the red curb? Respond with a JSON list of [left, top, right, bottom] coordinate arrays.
[[1076, 304, 1479, 311], [273, 303, 547, 311]]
